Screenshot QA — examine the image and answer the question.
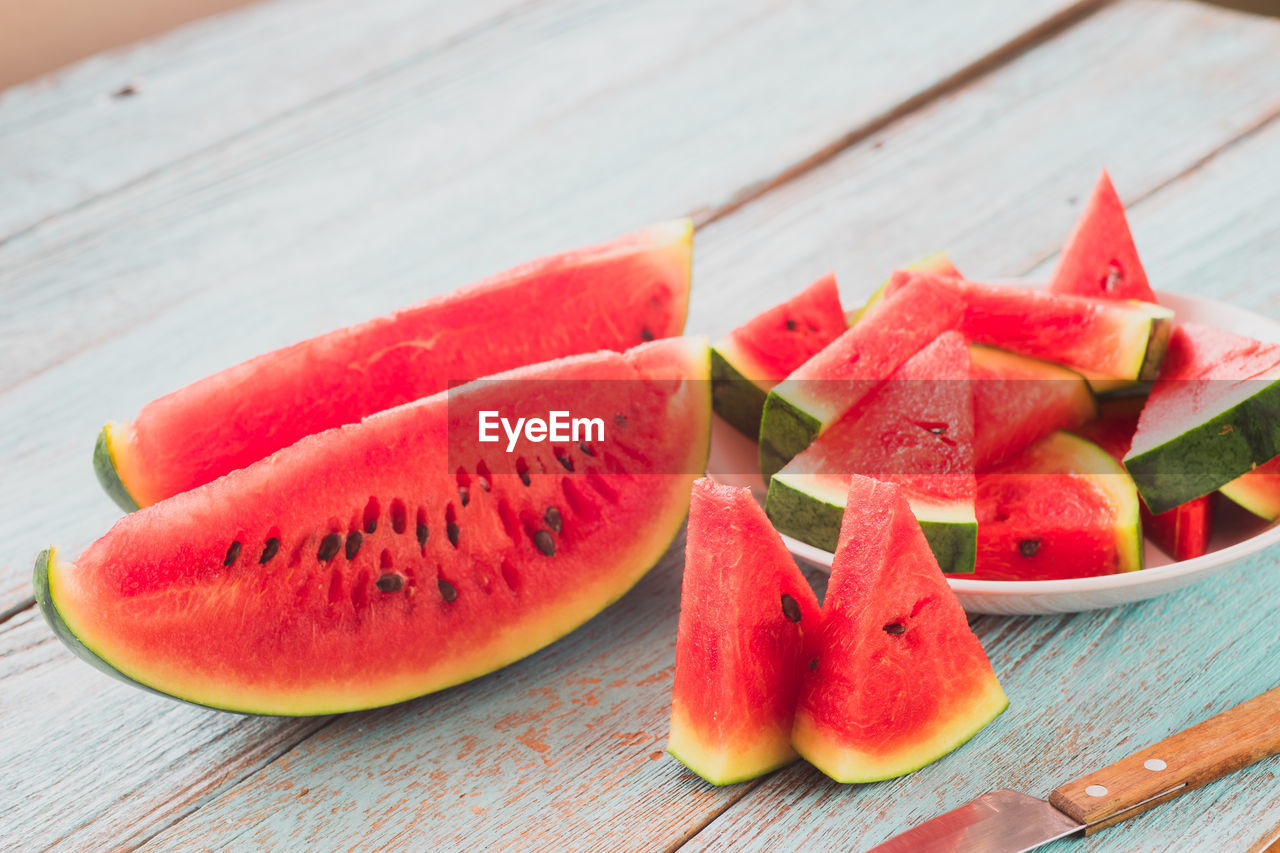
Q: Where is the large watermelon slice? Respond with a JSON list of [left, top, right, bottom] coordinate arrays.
[[1221, 456, 1280, 522], [1126, 323, 1280, 514], [96, 221, 694, 511], [1073, 396, 1214, 561], [767, 331, 977, 572], [881, 278, 1173, 383], [970, 344, 1097, 471], [710, 273, 846, 438], [37, 338, 711, 715], [791, 475, 1007, 783], [966, 431, 1142, 581], [758, 271, 964, 479], [1049, 170, 1157, 303], [667, 479, 820, 785]]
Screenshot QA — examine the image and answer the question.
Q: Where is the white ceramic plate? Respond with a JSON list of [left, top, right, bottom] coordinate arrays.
[[707, 290, 1280, 614]]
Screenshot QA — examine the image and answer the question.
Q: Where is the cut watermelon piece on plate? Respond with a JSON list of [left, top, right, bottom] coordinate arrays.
[[38, 338, 711, 715], [1125, 323, 1280, 514], [96, 220, 694, 511], [965, 431, 1142, 581], [1050, 170, 1157, 304], [759, 271, 964, 479], [1221, 456, 1280, 522], [711, 273, 846, 438], [888, 278, 1173, 383], [970, 344, 1097, 471], [791, 475, 1007, 783], [767, 331, 977, 572], [667, 479, 821, 785], [1073, 396, 1213, 561]]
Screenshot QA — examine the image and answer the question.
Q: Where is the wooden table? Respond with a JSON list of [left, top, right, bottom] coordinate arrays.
[[3, 0, 1279, 848]]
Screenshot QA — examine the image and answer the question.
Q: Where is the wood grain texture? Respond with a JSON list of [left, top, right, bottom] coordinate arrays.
[[0, 0, 530, 240], [0, 0, 1099, 395], [0, 0, 1104, 614], [1049, 685, 1280, 831]]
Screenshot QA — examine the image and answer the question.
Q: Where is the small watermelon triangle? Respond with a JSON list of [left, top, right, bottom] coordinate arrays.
[[668, 478, 821, 785], [1050, 170, 1157, 303], [791, 475, 1007, 783]]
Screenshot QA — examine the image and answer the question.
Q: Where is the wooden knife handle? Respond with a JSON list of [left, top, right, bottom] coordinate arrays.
[[1049, 685, 1280, 834]]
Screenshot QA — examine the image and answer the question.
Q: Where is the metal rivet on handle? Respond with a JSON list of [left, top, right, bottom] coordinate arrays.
[[1143, 758, 1167, 771], [1085, 785, 1109, 797]]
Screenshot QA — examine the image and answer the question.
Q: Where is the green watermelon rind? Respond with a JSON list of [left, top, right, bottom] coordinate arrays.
[[1125, 375, 1280, 515], [93, 426, 140, 513], [757, 392, 823, 482], [666, 739, 797, 787], [709, 343, 772, 440], [766, 475, 978, 574], [1220, 469, 1280, 522]]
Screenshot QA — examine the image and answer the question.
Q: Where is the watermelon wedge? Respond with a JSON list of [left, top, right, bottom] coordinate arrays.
[[848, 252, 960, 324], [758, 272, 964, 479], [1073, 396, 1213, 561], [791, 475, 1007, 783], [1126, 323, 1280, 514], [710, 273, 846, 438], [881, 277, 1173, 383], [966, 431, 1142, 581], [767, 331, 977, 572], [971, 345, 1097, 471], [96, 221, 694, 510], [37, 338, 711, 715], [667, 479, 821, 785], [1050, 170, 1157, 303], [1221, 456, 1280, 521]]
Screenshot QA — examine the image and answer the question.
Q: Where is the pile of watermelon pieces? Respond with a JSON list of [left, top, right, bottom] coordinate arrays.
[[712, 170, 1280, 578]]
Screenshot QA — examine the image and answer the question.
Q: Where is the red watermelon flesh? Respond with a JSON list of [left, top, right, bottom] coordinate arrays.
[[714, 272, 846, 385], [667, 479, 821, 785], [1073, 397, 1213, 561], [970, 345, 1097, 471], [38, 338, 711, 715], [100, 221, 694, 509], [966, 431, 1142, 581], [768, 331, 977, 573], [1050, 170, 1157, 303], [791, 475, 1007, 783]]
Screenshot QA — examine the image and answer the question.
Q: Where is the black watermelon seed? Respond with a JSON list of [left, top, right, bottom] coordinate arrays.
[[579, 440, 595, 457], [376, 573, 404, 592], [640, 327, 654, 341], [459, 486, 470, 507], [614, 414, 627, 428], [345, 531, 363, 560], [519, 469, 531, 487], [557, 454, 574, 472], [809, 658, 819, 671], [416, 522, 429, 549], [223, 541, 241, 567], [929, 425, 946, 435], [259, 537, 280, 564], [447, 522, 460, 548], [785, 319, 797, 331], [364, 518, 377, 535], [533, 529, 555, 556], [544, 506, 562, 533], [1019, 538, 1041, 557], [780, 593, 802, 623], [883, 623, 906, 635], [318, 533, 342, 562], [438, 578, 458, 603]]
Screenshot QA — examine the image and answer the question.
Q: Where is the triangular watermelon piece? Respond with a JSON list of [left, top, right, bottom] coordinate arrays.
[[791, 476, 1007, 783], [1050, 170, 1157, 303], [711, 273, 846, 438], [668, 478, 821, 785], [767, 331, 977, 573]]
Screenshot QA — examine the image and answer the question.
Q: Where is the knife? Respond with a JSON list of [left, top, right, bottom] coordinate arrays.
[[869, 685, 1280, 853]]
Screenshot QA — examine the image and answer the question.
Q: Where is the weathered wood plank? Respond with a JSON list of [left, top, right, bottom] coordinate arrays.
[[0, 604, 335, 850], [118, 3, 1280, 849], [0, 0, 1107, 615], [0, 0, 528, 240], [0, 0, 1101, 393]]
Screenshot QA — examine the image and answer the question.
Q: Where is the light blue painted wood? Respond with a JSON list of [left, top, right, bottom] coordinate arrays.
[[2, 0, 1280, 849]]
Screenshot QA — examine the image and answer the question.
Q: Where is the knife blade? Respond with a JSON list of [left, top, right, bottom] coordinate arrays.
[[867, 685, 1280, 853]]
